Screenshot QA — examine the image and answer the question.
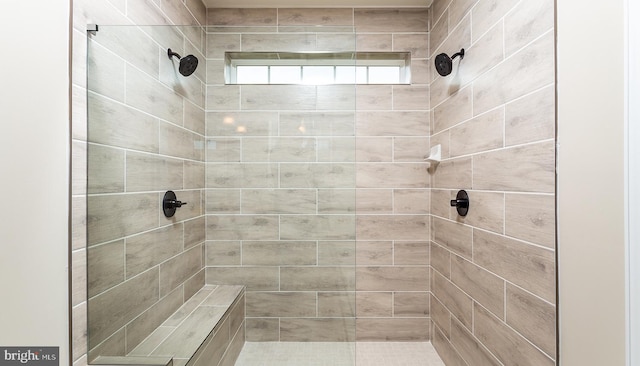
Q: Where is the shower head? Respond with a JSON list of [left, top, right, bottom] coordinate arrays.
[[435, 48, 465, 77], [168, 48, 199, 77]]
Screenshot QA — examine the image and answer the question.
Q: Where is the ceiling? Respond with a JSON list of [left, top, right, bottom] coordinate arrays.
[[202, 0, 433, 8]]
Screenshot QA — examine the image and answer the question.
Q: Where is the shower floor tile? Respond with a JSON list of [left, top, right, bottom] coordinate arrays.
[[234, 342, 445, 366]]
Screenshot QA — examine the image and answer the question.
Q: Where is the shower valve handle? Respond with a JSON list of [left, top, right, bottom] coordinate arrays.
[[165, 199, 187, 208], [450, 198, 468, 208]]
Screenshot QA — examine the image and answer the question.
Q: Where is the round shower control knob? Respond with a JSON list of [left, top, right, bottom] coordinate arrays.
[[163, 190, 187, 218], [450, 190, 469, 216]]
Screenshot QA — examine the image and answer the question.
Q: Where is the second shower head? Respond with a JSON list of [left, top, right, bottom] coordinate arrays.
[[435, 48, 465, 77], [168, 48, 199, 77]]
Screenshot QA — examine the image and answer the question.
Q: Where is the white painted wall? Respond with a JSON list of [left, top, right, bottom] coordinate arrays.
[[0, 0, 70, 364], [627, 0, 640, 363], [557, 0, 627, 364]]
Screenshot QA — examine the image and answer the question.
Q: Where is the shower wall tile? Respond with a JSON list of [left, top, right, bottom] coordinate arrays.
[[430, 295, 452, 340], [88, 144, 125, 194], [242, 34, 316, 52], [393, 34, 429, 59], [471, 0, 519, 42], [505, 85, 555, 146], [316, 34, 356, 52], [206, 33, 241, 59], [393, 189, 430, 214], [473, 141, 555, 193], [356, 241, 393, 265], [355, 138, 392, 162], [242, 241, 317, 266], [433, 327, 469, 366], [207, 163, 279, 188], [505, 193, 555, 248], [431, 270, 473, 330], [205, 189, 240, 213], [394, 241, 430, 264], [72, 249, 87, 307], [451, 255, 505, 319], [160, 123, 205, 161], [242, 189, 316, 214], [241, 85, 316, 110], [317, 292, 356, 317], [356, 215, 429, 241], [159, 245, 203, 296], [280, 318, 355, 342], [458, 21, 504, 86], [87, 41, 126, 103], [207, 8, 277, 27], [504, 0, 554, 57], [356, 111, 430, 136], [280, 215, 356, 240], [356, 163, 429, 188], [206, 138, 241, 163], [393, 85, 430, 111], [430, 11, 448, 52], [354, 8, 429, 33], [356, 292, 393, 317], [432, 217, 472, 260], [206, 267, 279, 291], [88, 93, 159, 153], [125, 224, 183, 279], [356, 34, 392, 52], [207, 112, 279, 136], [246, 292, 317, 317], [88, 268, 159, 349], [356, 266, 429, 291], [280, 112, 355, 137], [278, 8, 353, 26], [394, 137, 431, 162], [242, 137, 317, 162], [206, 215, 279, 240], [474, 229, 555, 302], [206, 85, 240, 110], [318, 241, 356, 266], [317, 138, 356, 163], [450, 318, 502, 366], [318, 189, 356, 213], [472, 32, 555, 115], [317, 85, 356, 110], [459, 190, 504, 234], [126, 66, 184, 125], [72, 141, 87, 196], [245, 318, 279, 341], [356, 189, 393, 213], [449, 108, 504, 157], [474, 305, 554, 366], [433, 86, 473, 133], [356, 318, 430, 341], [184, 217, 206, 249], [280, 267, 355, 291], [430, 242, 451, 278], [394, 292, 430, 317], [280, 163, 355, 188], [125, 152, 183, 192], [506, 283, 556, 358], [184, 161, 205, 189], [87, 193, 159, 246], [432, 157, 472, 189], [87, 240, 124, 298], [355, 85, 392, 110], [205, 241, 241, 265]]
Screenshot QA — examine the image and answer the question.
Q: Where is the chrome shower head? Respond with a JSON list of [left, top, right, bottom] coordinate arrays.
[[168, 48, 199, 77]]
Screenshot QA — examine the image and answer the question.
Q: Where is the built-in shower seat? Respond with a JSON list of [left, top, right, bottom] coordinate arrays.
[[93, 285, 245, 366]]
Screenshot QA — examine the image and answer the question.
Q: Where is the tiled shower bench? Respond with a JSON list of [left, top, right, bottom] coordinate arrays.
[[93, 285, 245, 366]]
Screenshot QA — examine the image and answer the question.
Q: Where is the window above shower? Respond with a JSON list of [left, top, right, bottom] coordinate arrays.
[[225, 51, 412, 85]]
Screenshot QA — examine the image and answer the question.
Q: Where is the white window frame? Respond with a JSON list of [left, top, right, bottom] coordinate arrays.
[[225, 52, 412, 85]]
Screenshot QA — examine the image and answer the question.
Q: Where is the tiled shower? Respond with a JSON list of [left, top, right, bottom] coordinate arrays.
[[72, 0, 556, 365]]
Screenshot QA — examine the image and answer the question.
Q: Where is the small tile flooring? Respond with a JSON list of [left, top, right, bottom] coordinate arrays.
[[234, 342, 444, 366]]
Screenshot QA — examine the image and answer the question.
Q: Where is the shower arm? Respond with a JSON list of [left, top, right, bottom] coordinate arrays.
[[451, 49, 465, 61], [168, 48, 182, 60]]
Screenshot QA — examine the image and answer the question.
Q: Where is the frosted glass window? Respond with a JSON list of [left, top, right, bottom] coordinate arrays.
[[368, 67, 401, 84], [271, 66, 302, 84], [303, 66, 334, 84], [236, 66, 268, 84], [356, 66, 368, 84]]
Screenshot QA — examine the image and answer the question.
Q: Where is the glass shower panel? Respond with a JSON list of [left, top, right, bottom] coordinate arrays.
[[87, 24, 356, 366], [86, 24, 208, 362]]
